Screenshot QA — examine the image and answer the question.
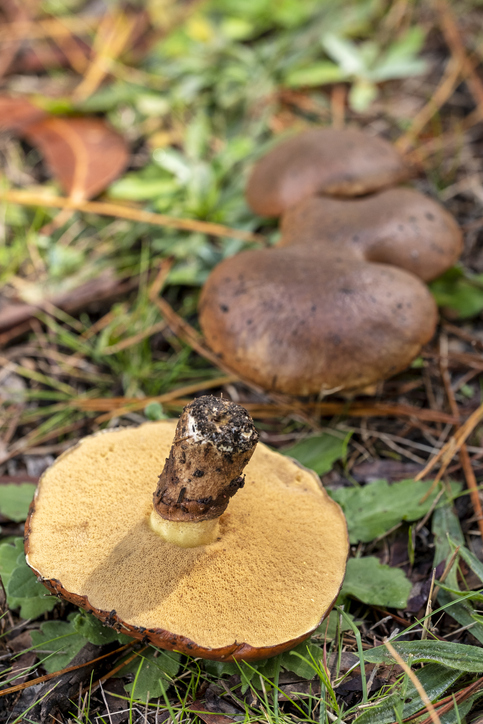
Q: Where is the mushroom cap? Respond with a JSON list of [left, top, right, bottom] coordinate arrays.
[[25, 422, 348, 661], [279, 188, 463, 282], [199, 246, 438, 395], [246, 128, 408, 216]]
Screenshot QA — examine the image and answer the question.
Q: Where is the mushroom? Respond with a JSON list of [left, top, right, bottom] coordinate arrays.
[[279, 188, 463, 282], [198, 129, 462, 396], [199, 244, 438, 395], [25, 397, 348, 661], [245, 128, 409, 216]]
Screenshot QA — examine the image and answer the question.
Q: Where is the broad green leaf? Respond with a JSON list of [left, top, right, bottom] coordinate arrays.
[[72, 612, 131, 646], [430, 267, 483, 318], [331, 479, 460, 544], [364, 640, 483, 671], [342, 557, 412, 608], [354, 664, 461, 724], [204, 659, 239, 678], [121, 647, 180, 702], [285, 62, 345, 87], [281, 431, 351, 475], [0, 538, 24, 592], [0, 483, 36, 521], [0, 538, 57, 619], [30, 621, 88, 673]]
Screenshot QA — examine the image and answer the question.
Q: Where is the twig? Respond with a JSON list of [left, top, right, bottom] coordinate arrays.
[[0, 188, 264, 244], [439, 334, 483, 539], [415, 401, 483, 491], [421, 569, 436, 641], [73, 10, 137, 102], [396, 57, 462, 154], [435, 0, 483, 116], [0, 643, 134, 697], [93, 375, 237, 423]]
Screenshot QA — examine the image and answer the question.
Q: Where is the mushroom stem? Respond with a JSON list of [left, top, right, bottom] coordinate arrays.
[[151, 396, 259, 546]]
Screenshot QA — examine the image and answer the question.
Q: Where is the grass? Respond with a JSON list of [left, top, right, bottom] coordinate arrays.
[[1, 0, 483, 722]]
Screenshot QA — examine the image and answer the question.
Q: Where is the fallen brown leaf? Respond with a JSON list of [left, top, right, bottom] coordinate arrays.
[[23, 116, 129, 201], [0, 95, 47, 132]]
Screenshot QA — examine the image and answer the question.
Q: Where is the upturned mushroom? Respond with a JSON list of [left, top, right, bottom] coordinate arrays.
[[199, 128, 462, 396], [245, 128, 409, 216], [25, 397, 348, 661]]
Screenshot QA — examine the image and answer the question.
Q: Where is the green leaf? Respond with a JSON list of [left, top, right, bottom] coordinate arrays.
[[0, 538, 24, 591], [0, 539, 57, 619], [342, 557, 412, 608], [433, 504, 464, 569], [322, 34, 366, 75], [285, 61, 345, 87], [364, 640, 483, 671], [144, 401, 167, 421], [109, 176, 178, 201], [0, 483, 36, 521], [72, 612, 132, 645], [348, 79, 378, 111], [432, 506, 483, 644], [330, 479, 460, 544], [455, 543, 483, 585], [283, 641, 324, 679], [121, 647, 181, 702], [354, 664, 461, 724], [313, 608, 354, 640], [430, 267, 483, 318], [370, 27, 427, 82], [30, 621, 88, 673], [281, 431, 351, 475]]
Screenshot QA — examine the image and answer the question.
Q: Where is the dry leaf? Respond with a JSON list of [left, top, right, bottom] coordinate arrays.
[[23, 116, 129, 201], [0, 96, 47, 132]]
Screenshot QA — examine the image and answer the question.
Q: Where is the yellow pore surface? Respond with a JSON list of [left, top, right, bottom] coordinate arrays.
[[27, 422, 348, 650]]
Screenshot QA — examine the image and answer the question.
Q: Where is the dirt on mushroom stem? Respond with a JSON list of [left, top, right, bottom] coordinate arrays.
[[151, 396, 259, 546]]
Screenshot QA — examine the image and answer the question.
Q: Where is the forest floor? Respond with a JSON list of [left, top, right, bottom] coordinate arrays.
[[1, 0, 483, 722]]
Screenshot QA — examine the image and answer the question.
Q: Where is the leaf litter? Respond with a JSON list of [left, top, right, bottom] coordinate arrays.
[[1, 0, 483, 722]]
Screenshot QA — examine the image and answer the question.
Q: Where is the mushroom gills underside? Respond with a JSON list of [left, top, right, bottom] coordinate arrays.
[[26, 422, 348, 651]]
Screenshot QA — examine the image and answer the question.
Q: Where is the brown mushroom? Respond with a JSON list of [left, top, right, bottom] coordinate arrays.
[[246, 128, 409, 216], [200, 129, 462, 396], [25, 397, 348, 661], [279, 188, 463, 282], [199, 245, 438, 395]]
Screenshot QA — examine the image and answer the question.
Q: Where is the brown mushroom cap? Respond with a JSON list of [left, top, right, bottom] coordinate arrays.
[[246, 128, 408, 216], [199, 247, 437, 395], [25, 421, 348, 661], [279, 188, 463, 282]]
